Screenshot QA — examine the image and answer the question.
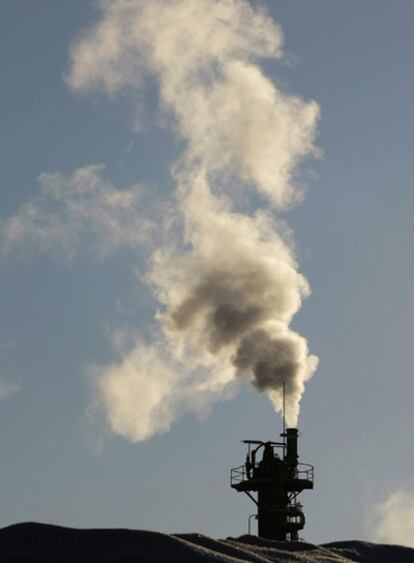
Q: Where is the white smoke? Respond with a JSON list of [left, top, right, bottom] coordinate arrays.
[[89, 343, 177, 442], [1, 164, 153, 261], [370, 490, 414, 548], [70, 0, 319, 440], [0, 378, 20, 400]]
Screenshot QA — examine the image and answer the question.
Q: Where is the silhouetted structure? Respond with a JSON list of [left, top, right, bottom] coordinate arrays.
[[231, 428, 314, 540]]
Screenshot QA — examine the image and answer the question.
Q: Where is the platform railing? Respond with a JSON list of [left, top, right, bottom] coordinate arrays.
[[230, 464, 247, 485], [296, 463, 314, 482], [231, 462, 314, 486]]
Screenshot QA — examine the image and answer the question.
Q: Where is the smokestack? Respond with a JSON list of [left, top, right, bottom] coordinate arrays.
[[286, 428, 298, 469], [231, 427, 314, 541]]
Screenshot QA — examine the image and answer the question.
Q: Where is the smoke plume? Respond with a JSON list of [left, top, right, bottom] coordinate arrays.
[[1, 165, 153, 261], [370, 490, 414, 548], [67, 0, 320, 441]]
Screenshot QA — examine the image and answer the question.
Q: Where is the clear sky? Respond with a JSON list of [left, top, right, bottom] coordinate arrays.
[[1, 0, 414, 545]]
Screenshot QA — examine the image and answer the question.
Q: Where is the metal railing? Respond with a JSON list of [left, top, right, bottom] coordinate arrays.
[[231, 464, 248, 486], [296, 463, 314, 482], [231, 462, 314, 486]]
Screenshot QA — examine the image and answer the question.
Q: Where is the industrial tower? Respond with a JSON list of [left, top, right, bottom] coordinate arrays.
[[230, 428, 314, 540]]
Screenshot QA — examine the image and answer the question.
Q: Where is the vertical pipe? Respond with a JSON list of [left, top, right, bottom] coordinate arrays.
[[286, 428, 298, 468], [283, 381, 286, 456]]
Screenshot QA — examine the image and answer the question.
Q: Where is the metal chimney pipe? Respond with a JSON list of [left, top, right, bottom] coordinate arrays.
[[286, 428, 298, 468]]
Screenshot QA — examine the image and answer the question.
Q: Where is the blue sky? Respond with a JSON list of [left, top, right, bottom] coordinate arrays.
[[1, 0, 414, 544]]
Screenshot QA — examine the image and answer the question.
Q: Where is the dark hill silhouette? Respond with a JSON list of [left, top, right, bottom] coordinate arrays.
[[0, 522, 413, 562]]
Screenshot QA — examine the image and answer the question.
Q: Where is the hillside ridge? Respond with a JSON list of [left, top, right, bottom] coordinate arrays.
[[0, 522, 411, 562]]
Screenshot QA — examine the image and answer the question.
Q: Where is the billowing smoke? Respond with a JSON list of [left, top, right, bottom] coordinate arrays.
[[66, 0, 320, 440]]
